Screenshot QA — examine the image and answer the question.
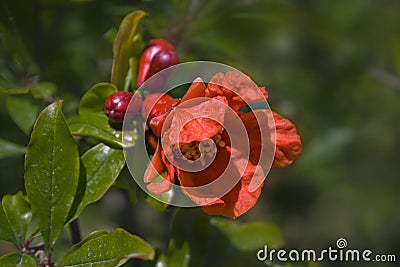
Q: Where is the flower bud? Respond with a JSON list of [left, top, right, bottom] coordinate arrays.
[[104, 91, 142, 123], [136, 38, 179, 88]]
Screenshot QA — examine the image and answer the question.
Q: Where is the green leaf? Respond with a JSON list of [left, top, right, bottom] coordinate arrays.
[[6, 95, 42, 134], [58, 228, 154, 267], [1, 192, 32, 245], [210, 218, 283, 251], [0, 138, 25, 159], [155, 240, 190, 267], [68, 112, 137, 148], [0, 253, 37, 266], [62, 230, 108, 259], [68, 143, 125, 221], [111, 11, 147, 89], [171, 209, 210, 267], [25, 101, 80, 250], [78, 83, 117, 115], [30, 82, 57, 99], [0, 203, 15, 243], [0, 87, 30, 95]]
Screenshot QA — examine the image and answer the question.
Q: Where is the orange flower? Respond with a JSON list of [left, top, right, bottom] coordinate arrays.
[[143, 71, 302, 218]]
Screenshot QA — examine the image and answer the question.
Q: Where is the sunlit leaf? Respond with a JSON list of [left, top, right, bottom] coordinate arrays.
[[25, 101, 79, 250], [68, 143, 125, 221], [0, 253, 36, 266], [0, 138, 25, 159], [111, 11, 147, 89], [210, 218, 283, 251], [1, 192, 32, 245], [68, 112, 137, 148], [58, 228, 154, 267], [78, 82, 117, 115]]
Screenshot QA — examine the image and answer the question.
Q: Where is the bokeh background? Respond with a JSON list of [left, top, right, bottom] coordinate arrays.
[[1, 0, 399, 266]]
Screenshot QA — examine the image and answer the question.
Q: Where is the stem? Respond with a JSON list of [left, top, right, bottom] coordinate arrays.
[[69, 218, 82, 244]]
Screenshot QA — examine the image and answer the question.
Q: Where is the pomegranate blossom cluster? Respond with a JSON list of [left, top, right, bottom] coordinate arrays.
[[142, 71, 302, 218]]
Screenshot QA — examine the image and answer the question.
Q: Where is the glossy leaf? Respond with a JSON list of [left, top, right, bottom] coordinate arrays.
[[0, 138, 25, 159], [111, 11, 147, 89], [0, 253, 36, 266], [68, 112, 137, 148], [1, 192, 32, 245], [6, 95, 41, 134], [62, 230, 108, 259], [78, 82, 117, 115], [58, 228, 154, 267], [210, 218, 283, 251], [25, 101, 80, 250], [0, 204, 15, 243], [68, 143, 125, 221]]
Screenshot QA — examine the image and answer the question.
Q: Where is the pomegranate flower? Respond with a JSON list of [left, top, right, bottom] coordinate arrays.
[[143, 71, 302, 218]]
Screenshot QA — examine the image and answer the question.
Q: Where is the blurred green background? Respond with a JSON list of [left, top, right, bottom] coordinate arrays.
[[1, 0, 399, 266]]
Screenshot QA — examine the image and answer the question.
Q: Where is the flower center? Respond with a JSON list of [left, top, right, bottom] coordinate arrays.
[[179, 128, 225, 163]]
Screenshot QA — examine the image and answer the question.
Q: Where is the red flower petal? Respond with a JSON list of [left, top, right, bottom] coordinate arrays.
[[206, 71, 268, 111], [181, 77, 206, 103], [272, 112, 302, 167]]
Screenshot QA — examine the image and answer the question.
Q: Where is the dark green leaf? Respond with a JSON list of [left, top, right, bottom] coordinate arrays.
[[171, 209, 210, 267], [0, 253, 36, 266], [78, 83, 117, 115], [111, 11, 147, 89], [155, 240, 190, 267], [25, 101, 80, 250], [0, 138, 25, 159], [0, 203, 15, 243], [30, 82, 57, 99], [58, 228, 154, 267], [68, 143, 125, 221], [68, 112, 137, 148], [1, 192, 32, 245], [6, 95, 41, 134], [210, 218, 283, 251]]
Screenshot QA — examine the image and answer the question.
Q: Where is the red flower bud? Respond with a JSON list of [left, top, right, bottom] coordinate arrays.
[[104, 91, 142, 123], [136, 39, 179, 88]]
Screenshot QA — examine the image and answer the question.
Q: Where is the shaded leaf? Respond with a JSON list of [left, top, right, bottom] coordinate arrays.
[[0, 253, 36, 266], [6, 95, 41, 134], [78, 83, 117, 115], [58, 228, 154, 267], [111, 11, 147, 89], [210, 218, 283, 251], [25, 101, 80, 250], [0, 203, 15, 243], [0, 87, 30, 95], [30, 82, 57, 99], [68, 112, 137, 148], [0, 138, 25, 159], [171, 209, 210, 267], [155, 240, 190, 267], [68, 143, 125, 221], [1, 192, 32, 245]]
